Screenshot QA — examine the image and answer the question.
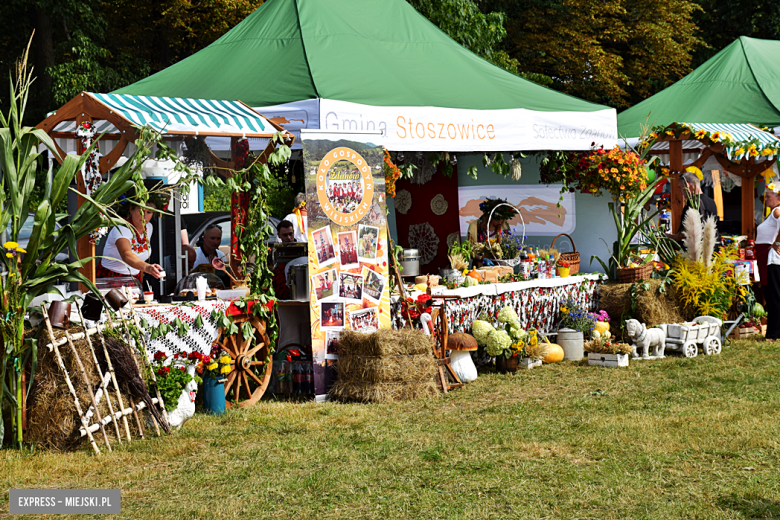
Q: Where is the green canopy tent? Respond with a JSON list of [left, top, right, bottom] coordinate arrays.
[[116, 0, 616, 152], [618, 36, 780, 139]]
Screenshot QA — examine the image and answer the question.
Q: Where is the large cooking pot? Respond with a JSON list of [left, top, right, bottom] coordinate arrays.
[[399, 249, 420, 277], [288, 264, 310, 301]]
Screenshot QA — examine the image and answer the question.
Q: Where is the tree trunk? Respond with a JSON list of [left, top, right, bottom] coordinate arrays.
[[32, 7, 55, 115]]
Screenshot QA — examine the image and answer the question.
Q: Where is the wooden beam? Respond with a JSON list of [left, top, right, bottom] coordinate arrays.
[[98, 137, 130, 174], [75, 113, 96, 290], [742, 176, 756, 240], [669, 140, 685, 235]]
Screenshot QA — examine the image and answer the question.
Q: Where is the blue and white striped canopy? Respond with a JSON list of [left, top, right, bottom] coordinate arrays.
[[683, 123, 780, 161], [88, 93, 279, 137]]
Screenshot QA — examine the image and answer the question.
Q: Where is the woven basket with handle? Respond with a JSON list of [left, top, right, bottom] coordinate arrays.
[[616, 262, 653, 283], [551, 233, 580, 275]]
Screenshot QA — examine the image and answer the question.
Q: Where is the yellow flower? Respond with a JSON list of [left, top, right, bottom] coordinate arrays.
[[734, 147, 745, 156], [561, 306, 569, 314], [5, 252, 12, 258], [220, 365, 231, 374], [207, 362, 218, 371], [3, 241, 18, 249], [219, 355, 231, 364], [15, 247, 26, 254]]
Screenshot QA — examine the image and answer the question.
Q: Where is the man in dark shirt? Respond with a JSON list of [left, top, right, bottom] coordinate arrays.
[[668, 171, 719, 241], [272, 220, 296, 300]]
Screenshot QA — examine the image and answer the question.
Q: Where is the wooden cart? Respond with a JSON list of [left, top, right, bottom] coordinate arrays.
[[664, 316, 722, 358]]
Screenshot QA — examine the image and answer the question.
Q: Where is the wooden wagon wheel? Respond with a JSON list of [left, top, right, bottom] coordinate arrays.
[[429, 306, 463, 393], [218, 314, 272, 408]]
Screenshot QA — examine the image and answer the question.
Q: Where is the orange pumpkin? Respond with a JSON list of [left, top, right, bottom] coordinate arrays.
[[543, 343, 565, 363], [467, 268, 481, 281]]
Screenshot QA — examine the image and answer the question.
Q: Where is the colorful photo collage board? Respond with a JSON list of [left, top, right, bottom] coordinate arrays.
[[302, 134, 391, 369]]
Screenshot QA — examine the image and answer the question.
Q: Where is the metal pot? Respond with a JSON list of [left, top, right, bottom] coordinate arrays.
[[48, 301, 72, 330], [287, 264, 310, 301], [81, 293, 104, 321], [400, 249, 420, 277]]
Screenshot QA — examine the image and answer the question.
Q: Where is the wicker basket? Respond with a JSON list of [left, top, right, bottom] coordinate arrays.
[[616, 263, 653, 283], [551, 233, 580, 275]]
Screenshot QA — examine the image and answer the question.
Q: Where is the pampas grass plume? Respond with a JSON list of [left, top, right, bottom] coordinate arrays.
[[702, 215, 718, 268], [682, 210, 703, 262]]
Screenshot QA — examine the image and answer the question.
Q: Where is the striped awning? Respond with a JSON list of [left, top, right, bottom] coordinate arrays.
[[684, 123, 780, 161], [647, 122, 780, 162], [85, 93, 280, 137]]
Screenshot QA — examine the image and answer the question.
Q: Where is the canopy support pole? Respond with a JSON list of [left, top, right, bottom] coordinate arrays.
[[669, 140, 684, 234]]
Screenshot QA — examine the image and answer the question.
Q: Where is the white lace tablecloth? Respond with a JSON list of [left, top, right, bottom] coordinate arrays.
[[135, 300, 229, 360]]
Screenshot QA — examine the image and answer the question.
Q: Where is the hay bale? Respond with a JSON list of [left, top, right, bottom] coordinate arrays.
[[329, 380, 438, 404], [598, 280, 687, 331], [26, 327, 144, 451], [331, 329, 438, 404], [339, 329, 431, 357], [337, 353, 437, 383]]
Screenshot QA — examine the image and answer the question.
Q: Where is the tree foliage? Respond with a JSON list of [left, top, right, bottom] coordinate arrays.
[[485, 0, 705, 108]]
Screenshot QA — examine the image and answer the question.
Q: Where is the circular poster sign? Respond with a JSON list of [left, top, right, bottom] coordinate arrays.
[[316, 147, 374, 225]]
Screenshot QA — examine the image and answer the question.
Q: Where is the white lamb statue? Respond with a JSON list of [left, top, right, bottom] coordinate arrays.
[[167, 365, 198, 430]]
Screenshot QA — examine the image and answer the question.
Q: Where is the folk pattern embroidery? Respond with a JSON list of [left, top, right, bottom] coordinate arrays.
[[77, 121, 107, 244]]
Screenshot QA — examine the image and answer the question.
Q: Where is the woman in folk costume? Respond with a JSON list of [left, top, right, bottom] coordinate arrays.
[[284, 193, 308, 243]]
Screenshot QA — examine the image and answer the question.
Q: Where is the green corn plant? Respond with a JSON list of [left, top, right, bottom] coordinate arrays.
[[0, 42, 188, 448], [590, 178, 664, 279]]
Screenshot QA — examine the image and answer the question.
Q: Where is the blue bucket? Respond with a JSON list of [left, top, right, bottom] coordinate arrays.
[[202, 377, 226, 415]]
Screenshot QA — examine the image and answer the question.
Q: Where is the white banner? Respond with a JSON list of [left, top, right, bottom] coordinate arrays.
[[320, 99, 617, 152], [458, 185, 576, 237]]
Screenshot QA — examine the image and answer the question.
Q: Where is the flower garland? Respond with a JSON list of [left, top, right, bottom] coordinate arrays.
[[639, 122, 779, 163], [76, 121, 107, 244], [383, 148, 402, 198]]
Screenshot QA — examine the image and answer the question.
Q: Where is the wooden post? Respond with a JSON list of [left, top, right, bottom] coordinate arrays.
[[75, 115, 95, 291], [669, 140, 684, 235], [712, 170, 724, 221], [742, 175, 756, 240]]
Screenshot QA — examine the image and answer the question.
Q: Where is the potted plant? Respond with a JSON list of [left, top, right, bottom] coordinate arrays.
[[556, 259, 571, 277], [474, 306, 550, 372], [196, 344, 233, 415], [585, 332, 633, 367], [444, 241, 472, 281], [150, 350, 202, 429], [556, 299, 595, 360]]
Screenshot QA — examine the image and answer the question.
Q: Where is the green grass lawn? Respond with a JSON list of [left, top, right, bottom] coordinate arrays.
[[3, 339, 780, 519]]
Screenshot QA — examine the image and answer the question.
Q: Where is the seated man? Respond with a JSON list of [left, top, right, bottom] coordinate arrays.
[[272, 220, 296, 299]]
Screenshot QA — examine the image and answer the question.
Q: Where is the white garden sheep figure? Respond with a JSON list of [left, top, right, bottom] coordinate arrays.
[[625, 319, 666, 359], [167, 365, 198, 430]]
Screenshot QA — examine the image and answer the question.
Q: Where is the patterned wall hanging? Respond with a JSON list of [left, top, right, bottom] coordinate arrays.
[[76, 121, 107, 244]]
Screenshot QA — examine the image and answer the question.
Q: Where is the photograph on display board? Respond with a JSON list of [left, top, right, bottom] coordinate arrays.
[[311, 268, 338, 301], [357, 224, 380, 263], [312, 225, 337, 267], [325, 330, 341, 358], [324, 161, 365, 215], [320, 301, 345, 330], [349, 307, 379, 332], [337, 230, 359, 269], [338, 272, 363, 302], [362, 266, 385, 304]]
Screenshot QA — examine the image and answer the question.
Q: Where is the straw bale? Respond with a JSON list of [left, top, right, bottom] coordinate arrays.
[[329, 380, 439, 404], [337, 353, 437, 383], [598, 280, 687, 333], [339, 329, 431, 357], [26, 326, 144, 451]]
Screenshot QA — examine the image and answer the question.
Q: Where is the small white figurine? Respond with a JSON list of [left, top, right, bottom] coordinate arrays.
[[625, 319, 666, 358]]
